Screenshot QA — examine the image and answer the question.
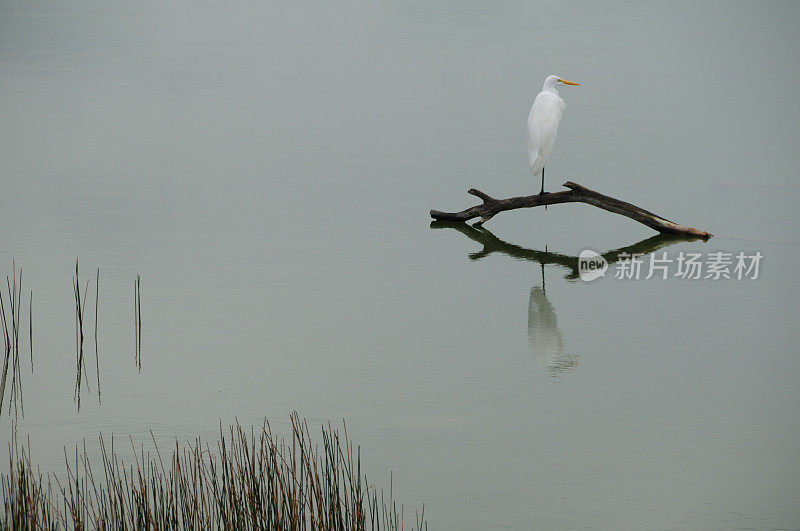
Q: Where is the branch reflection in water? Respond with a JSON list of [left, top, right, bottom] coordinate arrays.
[[431, 222, 705, 376], [430, 221, 705, 279]]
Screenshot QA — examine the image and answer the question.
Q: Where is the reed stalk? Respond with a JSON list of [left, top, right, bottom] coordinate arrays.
[[1, 261, 26, 417]]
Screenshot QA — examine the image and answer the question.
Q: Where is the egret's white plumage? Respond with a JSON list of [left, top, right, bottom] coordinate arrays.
[[527, 75, 579, 193]]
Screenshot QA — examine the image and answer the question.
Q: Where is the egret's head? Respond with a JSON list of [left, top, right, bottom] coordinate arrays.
[[543, 75, 580, 92]]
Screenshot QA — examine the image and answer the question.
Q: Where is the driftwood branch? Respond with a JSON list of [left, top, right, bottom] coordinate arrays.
[[430, 181, 712, 239]]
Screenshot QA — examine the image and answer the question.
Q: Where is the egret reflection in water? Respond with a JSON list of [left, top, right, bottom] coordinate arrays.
[[528, 265, 579, 376]]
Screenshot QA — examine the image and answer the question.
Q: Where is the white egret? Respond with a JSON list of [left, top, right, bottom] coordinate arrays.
[[527, 75, 579, 195]]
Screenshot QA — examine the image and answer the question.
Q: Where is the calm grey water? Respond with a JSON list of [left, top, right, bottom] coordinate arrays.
[[2, 0, 799, 528]]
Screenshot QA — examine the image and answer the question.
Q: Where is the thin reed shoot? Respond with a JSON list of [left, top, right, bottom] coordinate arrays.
[[73, 259, 90, 410], [73, 260, 101, 410], [94, 268, 100, 404], [1, 260, 29, 418], [134, 274, 141, 371]]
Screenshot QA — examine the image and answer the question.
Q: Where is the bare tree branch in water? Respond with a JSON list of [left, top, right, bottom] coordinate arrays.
[[431, 181, 712, 238]]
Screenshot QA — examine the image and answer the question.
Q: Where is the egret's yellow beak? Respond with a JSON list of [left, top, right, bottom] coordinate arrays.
[[558, 78, 580, 86]]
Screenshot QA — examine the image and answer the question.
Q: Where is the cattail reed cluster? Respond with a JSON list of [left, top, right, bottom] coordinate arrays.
[[2, 413, 426, 530]]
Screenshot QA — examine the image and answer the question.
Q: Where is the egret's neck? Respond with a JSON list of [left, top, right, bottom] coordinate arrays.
[[542, 79, 559, 95]]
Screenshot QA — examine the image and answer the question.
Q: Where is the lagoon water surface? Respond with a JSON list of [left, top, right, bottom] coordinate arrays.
[[1, 0, 799, 528]]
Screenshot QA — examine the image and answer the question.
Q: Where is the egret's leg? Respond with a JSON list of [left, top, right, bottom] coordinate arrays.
[[539, 167, 548, 195], [540, 167, 549, 210]]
